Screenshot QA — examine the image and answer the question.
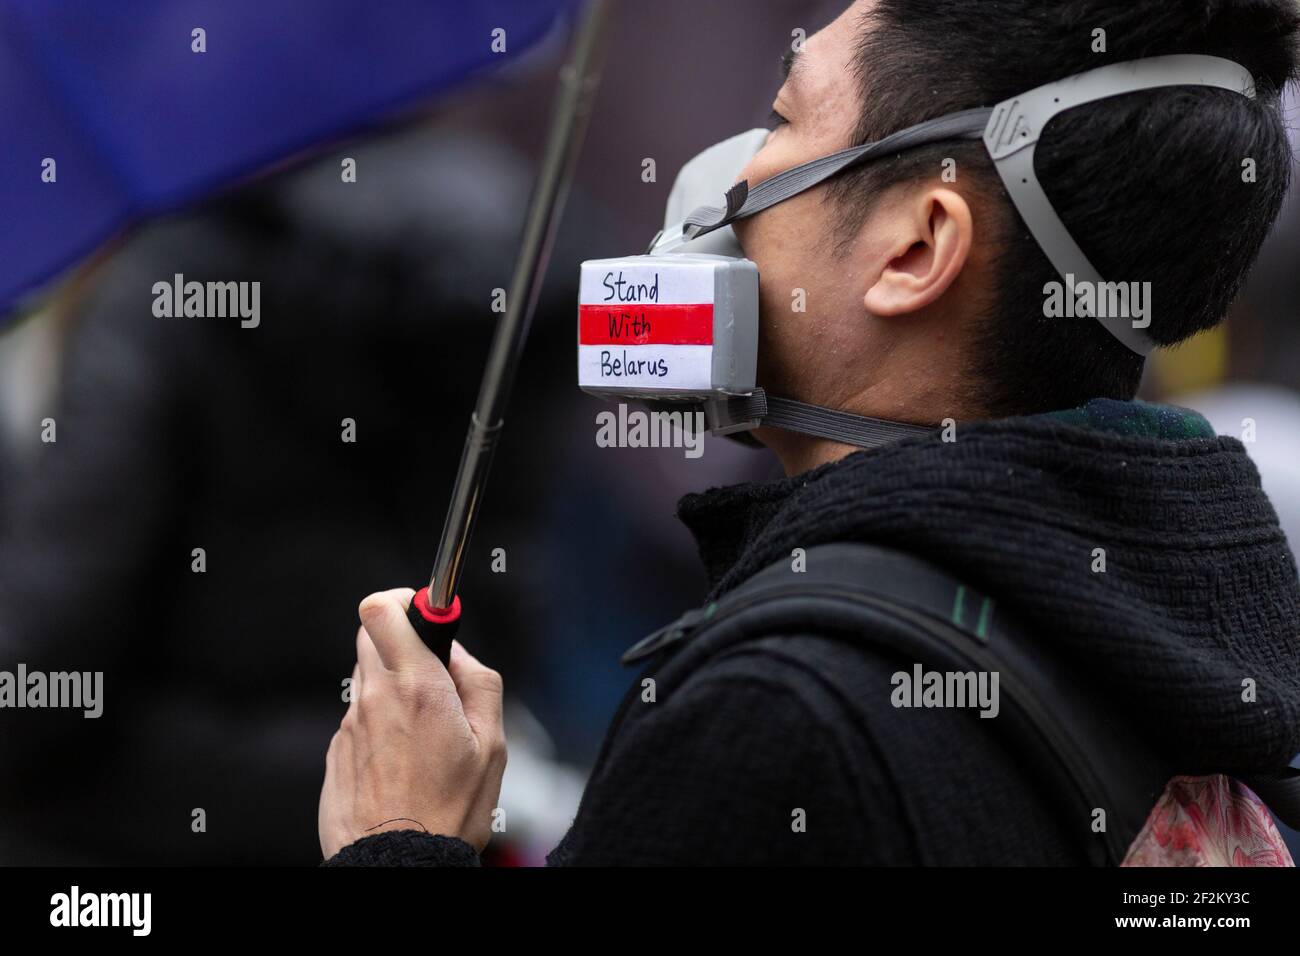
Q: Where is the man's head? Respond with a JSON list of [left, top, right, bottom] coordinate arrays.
[[732, 0, 1298, 466]]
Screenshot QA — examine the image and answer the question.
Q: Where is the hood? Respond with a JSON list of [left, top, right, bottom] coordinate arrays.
[[678, 399, 1300, 774]]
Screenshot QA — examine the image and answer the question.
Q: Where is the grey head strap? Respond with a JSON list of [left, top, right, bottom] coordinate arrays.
[[681, 107, 993, 239], [679, 54, 1256, 357], [984, 54, 1257, 355]]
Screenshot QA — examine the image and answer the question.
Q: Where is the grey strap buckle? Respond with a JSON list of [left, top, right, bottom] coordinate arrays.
[[984, 54, 1257, 355]]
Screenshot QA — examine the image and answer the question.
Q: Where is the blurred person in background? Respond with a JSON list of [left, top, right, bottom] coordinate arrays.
[[0, 0, 793, 866], [0, 122, 626, 864]]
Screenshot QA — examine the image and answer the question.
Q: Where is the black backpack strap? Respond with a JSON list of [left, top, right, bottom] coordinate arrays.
[[625, 541, 1172, 865]]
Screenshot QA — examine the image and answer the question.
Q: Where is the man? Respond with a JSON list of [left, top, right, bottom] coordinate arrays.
[[318, 0, 1300, 865]]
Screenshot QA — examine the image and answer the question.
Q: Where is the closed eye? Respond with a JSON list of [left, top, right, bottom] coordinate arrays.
[[768, 108, 789, 129]]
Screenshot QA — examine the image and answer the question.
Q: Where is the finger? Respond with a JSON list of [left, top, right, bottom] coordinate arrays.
[[355, 624, 385, 679], [447, 640, 504, 742], [356, 588, 425, 672], [326, 724, 351, 772], [346, 660, 361, 712], [320, 728, 354, 858], [323, 724, 352, 792]]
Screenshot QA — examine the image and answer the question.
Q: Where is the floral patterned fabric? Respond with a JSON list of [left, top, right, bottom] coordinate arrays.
[[1122, 775, 1294, 867]]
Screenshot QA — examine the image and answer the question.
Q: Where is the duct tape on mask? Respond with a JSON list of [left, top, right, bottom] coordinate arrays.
[[577, 254, 758, 398]]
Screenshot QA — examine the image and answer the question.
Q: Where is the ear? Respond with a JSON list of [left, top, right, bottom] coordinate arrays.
[[863, 188, 973, 317]]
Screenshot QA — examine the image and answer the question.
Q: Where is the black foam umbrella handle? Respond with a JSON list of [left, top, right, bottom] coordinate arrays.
[[406, 588, 460, 668]]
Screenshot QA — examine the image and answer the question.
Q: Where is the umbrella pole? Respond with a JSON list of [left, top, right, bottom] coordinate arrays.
[[405, 0, 612, 663]]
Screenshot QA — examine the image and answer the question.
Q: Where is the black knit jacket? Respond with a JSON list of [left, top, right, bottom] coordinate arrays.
[[325, 400, 1300, 866]]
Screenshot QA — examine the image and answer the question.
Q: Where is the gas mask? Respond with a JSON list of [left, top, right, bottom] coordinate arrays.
[[577, 55, 1256, 449]]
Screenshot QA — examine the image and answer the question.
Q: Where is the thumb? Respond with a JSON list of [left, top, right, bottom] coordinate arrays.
[[356, 588, 432, 672], [447, 641, 504, 741]]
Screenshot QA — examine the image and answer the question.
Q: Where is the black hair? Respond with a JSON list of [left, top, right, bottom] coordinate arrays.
[[832, 0, 1299, 417]]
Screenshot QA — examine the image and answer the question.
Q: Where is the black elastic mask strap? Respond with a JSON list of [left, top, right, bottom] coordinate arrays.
[[711, 388, 934, 449], [682, 108, 993, 240]]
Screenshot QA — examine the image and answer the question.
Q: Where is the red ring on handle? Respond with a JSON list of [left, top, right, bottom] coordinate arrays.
[[413, 588, 461, 625]]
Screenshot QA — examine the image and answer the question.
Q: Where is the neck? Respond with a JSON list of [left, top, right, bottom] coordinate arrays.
[[757, 426, 863, 476], [755, 356, 981, 474]]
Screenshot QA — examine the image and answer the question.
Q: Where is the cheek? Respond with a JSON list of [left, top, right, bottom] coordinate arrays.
[[735, 127, 807, 192], [732, 216, 778, 301], [734, 135, 776, 188], [736, 208, 801, 313], [740, 204, 816, 301], [747, 226, 804, 351]]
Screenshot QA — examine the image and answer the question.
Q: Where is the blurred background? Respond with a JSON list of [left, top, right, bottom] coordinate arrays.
[[0, 0, 1295, 865]]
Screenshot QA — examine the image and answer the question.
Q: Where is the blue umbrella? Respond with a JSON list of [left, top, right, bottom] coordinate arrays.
[[1, 0, 613, 660], [0, 0, 574, 316]]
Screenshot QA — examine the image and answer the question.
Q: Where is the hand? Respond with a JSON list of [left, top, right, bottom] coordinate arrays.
[[319, 588, 507, 859]]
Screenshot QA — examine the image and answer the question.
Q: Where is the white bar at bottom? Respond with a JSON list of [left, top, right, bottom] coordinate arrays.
[[578, 344, 713, 391]]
